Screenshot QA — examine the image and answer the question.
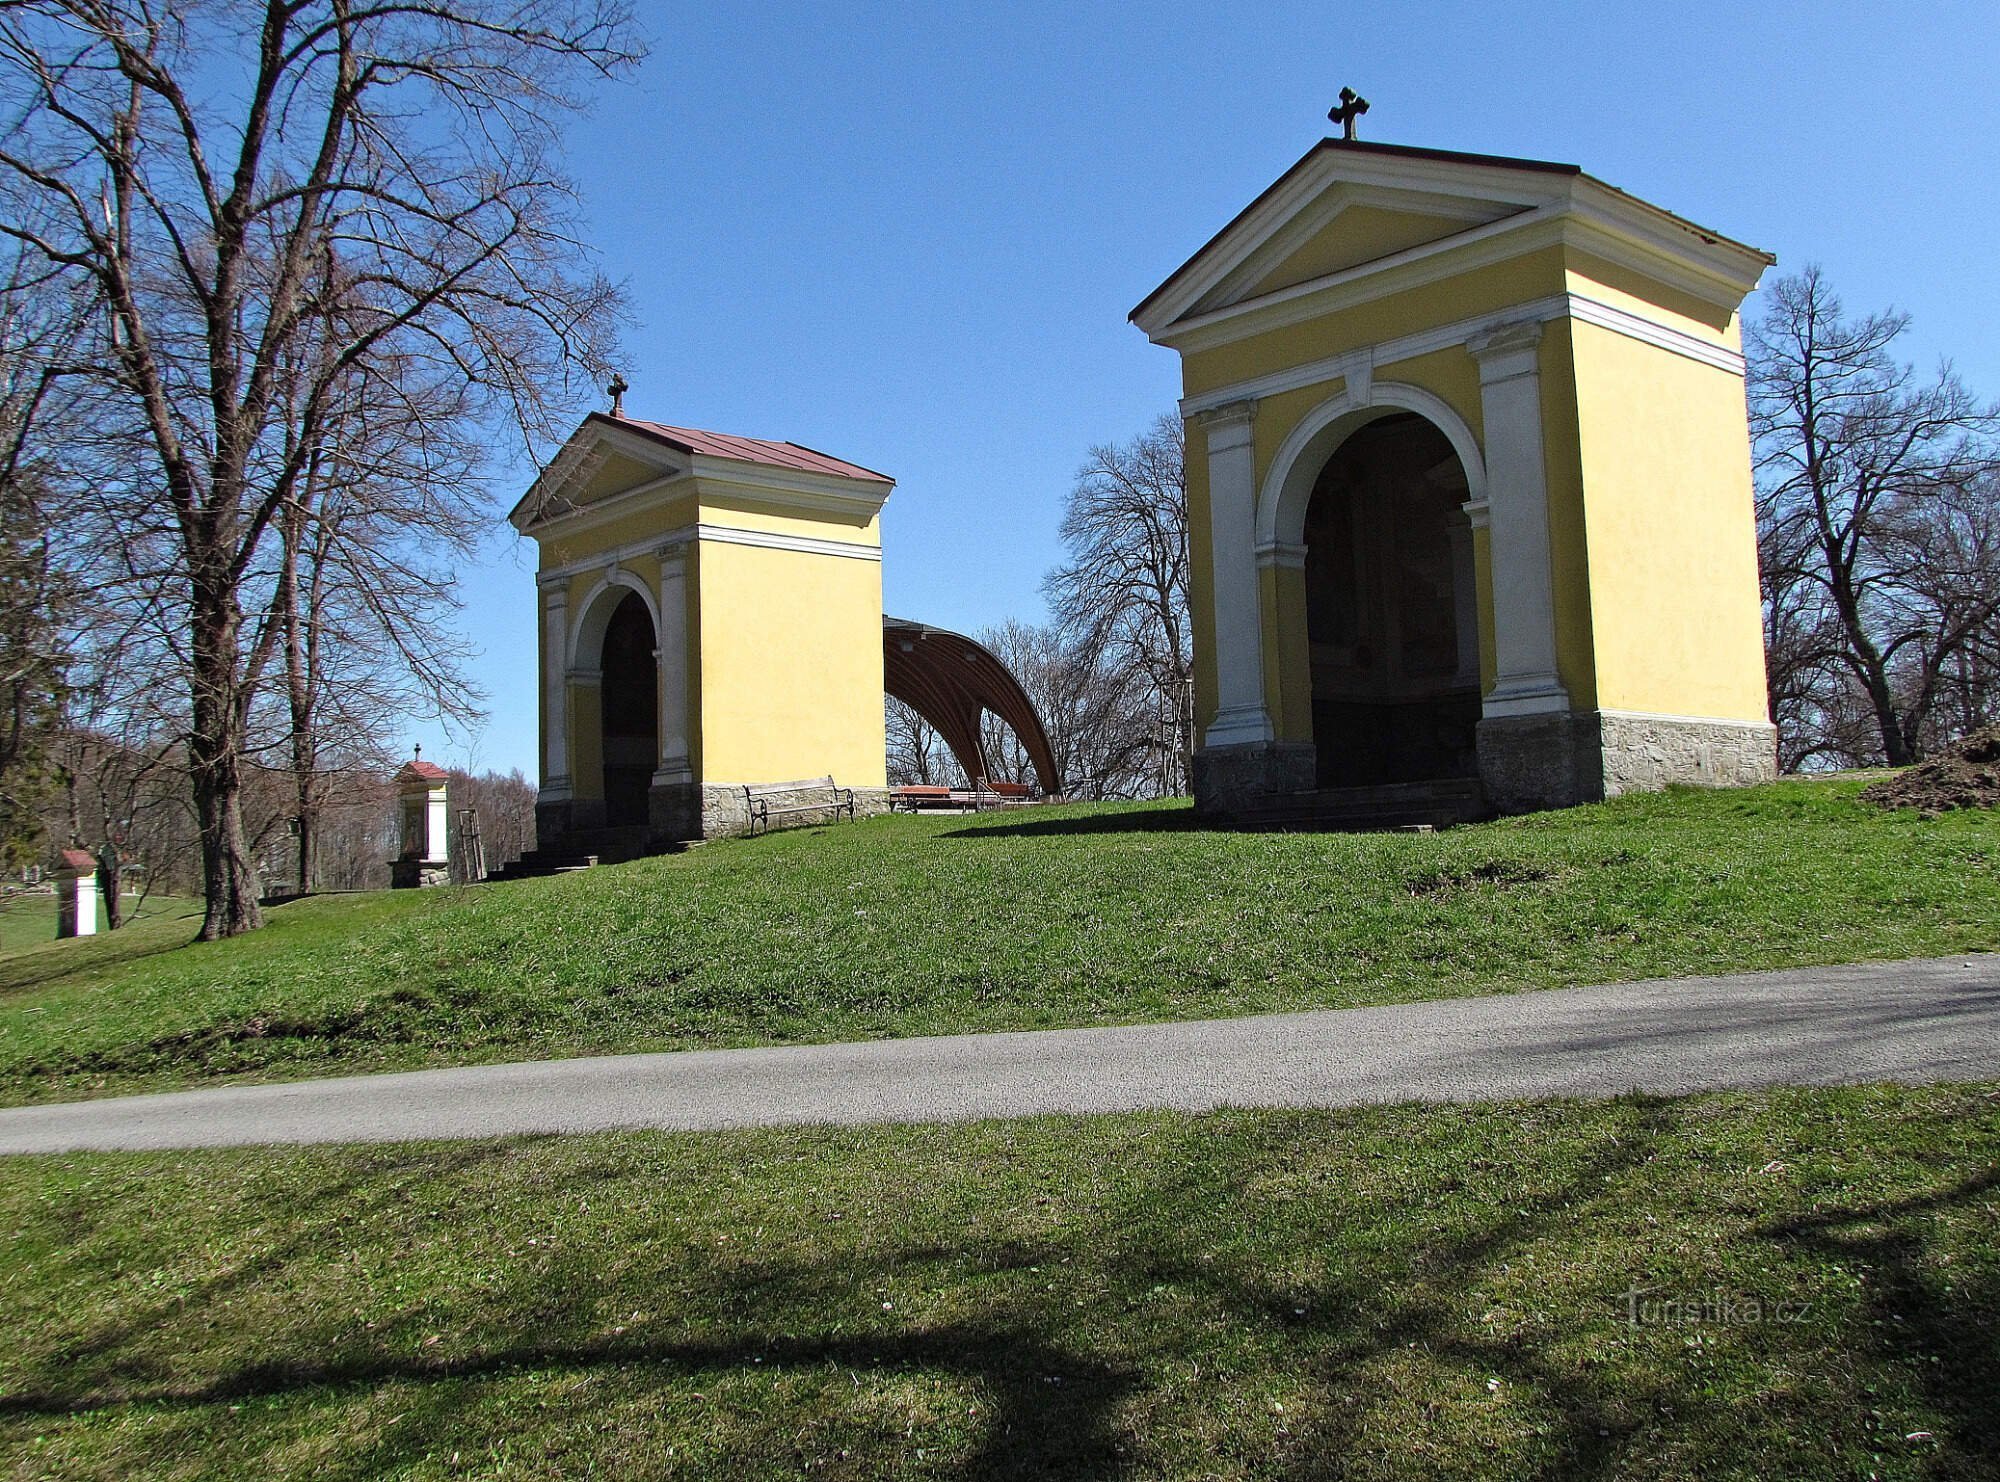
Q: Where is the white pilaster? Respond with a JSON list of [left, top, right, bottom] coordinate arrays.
[[654, 540, 693, 784], [1466, 322, 1569, 717], [539, 580, 572, 799], [1197, 400, 1275, 747], [1447, 515, 1481, 687]]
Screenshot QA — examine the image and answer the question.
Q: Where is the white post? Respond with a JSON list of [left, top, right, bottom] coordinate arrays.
[[539, 579, 571, 798], [424, 783, 449, 864], [1467, 322, 1569, 716], [654, 540, 693, 784], [54, 851, 97, 938], [1196, 400, 1275, 747]]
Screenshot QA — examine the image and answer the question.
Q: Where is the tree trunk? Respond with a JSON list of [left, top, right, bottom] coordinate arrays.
[[96, 842, 122, 930], [190, 581, 262, 939]]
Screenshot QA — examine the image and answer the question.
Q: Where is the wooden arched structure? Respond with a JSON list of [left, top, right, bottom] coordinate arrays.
[[884, 617, 1061, 795]]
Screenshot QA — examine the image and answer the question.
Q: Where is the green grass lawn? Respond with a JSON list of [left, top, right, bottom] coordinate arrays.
[[0, 777, 1995, 1105], [2, 1083, 1994, 1479], [0, 893, 200, 958]]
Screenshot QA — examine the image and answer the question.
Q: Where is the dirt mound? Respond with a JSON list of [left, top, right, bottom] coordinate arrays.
[[1860, 726, 2000, 814]]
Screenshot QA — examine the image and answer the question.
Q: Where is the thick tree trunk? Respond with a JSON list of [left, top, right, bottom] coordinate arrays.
[[190, 582, 262, 939], [291, 763, 316, 895]]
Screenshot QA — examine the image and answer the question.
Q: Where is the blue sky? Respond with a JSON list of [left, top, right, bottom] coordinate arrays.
[[432, 0, 2000, 777]]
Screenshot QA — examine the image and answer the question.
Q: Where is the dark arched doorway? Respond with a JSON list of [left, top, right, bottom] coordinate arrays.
[[599, 590, 658, 827], [1303, 412, 1480, 789]]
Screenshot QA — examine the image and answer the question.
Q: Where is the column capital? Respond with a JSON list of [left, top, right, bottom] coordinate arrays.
[[656, 538, 690, 564], [1193, 398, 1258, 450], [536, 570, 570, 594], [1467, 319, 1544, 385]]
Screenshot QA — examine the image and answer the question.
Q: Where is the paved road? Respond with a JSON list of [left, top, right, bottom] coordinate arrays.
[[3, 956, 1998, 1155]]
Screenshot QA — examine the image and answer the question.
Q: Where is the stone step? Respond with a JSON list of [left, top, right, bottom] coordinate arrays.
[[1227, 777, 1490, 832]]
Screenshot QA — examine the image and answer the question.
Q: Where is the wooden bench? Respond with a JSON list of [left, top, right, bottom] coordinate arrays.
[[890, 785, 957, 812], [972, 778, 1038, 811], [743, 776, 856, 835]]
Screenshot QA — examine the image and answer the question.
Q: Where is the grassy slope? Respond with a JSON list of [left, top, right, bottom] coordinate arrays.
[[2, 1085, 1995, 1479], [0, 894, 199, 958], [1, 777, 1996, 1104]]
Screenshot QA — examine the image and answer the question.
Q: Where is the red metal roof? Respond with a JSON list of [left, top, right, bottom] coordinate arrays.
[[57, 848, 97, 873], [399, 759, 449, 782], [594, 414, 892, 483]]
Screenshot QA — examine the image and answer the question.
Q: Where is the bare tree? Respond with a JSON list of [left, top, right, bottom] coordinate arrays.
[[1750, 267, 2000, 767], [885, 697, 958, 789], [977, 619, 1155, 800], [1044, 414, 1194, 794], [0, 1, 637, 936], [0, 248, 88, 859]]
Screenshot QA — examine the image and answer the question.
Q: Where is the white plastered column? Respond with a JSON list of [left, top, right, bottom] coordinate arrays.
[[654, 539, 693, 784], [1197, 399, 1276, 747], [538, 578, 571, 800], [1466, 321, 1569, 716], [1447, 515, 1481, 687]]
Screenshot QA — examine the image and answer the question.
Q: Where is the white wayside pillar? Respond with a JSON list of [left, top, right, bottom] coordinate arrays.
[[539, 579, 571, 800], [54, 849, 98, 938], [1197, 400, 1275, 747], [654, 540, 692, 784], [1467, 321, 1569, 716]]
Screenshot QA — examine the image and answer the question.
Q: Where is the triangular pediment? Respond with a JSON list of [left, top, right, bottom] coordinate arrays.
[[1191, 188, 1528, 315], [1133, 140, 1775, 346], [508, 418, 688, 532]]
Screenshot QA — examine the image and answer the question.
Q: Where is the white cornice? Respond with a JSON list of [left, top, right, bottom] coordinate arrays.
[[535, 522, 882, 584], [1177, 289, 1743, 419], [694, 522, 884, 562]]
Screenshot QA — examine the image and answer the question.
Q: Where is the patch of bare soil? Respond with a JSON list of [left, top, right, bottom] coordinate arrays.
[[1860, 726, 2000, 815]]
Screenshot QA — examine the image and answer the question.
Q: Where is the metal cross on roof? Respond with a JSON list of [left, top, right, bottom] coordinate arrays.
[[1328, 86, 1370, 141], [607, 373, 629, 418]]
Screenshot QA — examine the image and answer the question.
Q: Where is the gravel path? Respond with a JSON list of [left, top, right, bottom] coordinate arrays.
[[3, 955, 1997, 1154]]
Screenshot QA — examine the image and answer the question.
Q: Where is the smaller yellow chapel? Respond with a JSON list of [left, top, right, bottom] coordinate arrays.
[[508, 408, 895, 851]]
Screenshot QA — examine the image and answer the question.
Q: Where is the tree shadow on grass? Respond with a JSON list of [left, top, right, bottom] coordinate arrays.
[[1756, 1164, 2000, 1473], [942, 806, 1206, 840], [5, 1103, 1996, 1479], [0, 922, 206, 998], [1, 1275, 1139, 1480]]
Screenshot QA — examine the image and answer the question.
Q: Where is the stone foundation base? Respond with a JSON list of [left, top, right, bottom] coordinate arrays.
[[1192, 741, 1316, 818], [390, 858, 451, 889], [1477, 710, 1777, 813], [698, 782, 893, 839], [534, 796, 602, 844], [544, 780, 897, 850]]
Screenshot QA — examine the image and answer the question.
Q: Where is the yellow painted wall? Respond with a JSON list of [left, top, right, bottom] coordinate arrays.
[[694, 539, 888, 787], [1568, 319, 1769, 722], [698, 494, 882, 545], [1180, 247, 1570, 400]]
